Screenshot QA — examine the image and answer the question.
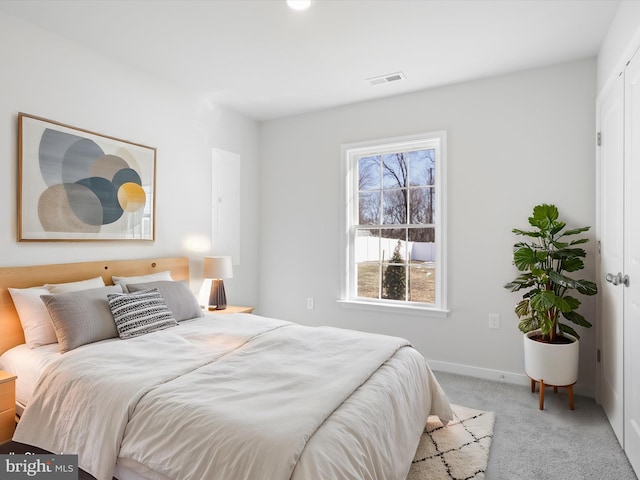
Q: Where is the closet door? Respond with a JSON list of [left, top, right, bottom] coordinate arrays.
[[597, 72, 625, 447], [624, 50, 640, 475]]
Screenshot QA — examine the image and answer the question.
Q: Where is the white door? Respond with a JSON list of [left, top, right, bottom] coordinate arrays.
[[624, 50, 640, 475], [597, 72, 625, 447]]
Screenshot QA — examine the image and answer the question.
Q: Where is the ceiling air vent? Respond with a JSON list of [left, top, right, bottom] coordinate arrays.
[[367, 71, 406, 86]]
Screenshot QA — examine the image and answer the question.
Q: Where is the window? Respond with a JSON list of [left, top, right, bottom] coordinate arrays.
[[341, 132, 447, 313]]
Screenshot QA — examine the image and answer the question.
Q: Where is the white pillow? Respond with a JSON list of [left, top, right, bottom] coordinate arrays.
[[10, 276, 108, 348], [112, 271, 173, 292], [8, 286, 57, 348], [46, 276, 106, 294]]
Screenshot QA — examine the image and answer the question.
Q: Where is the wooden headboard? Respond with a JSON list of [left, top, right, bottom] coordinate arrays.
[[0, 257, 190, 355]]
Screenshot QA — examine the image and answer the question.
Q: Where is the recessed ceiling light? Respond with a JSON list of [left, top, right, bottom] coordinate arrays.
[[287, 0, 312, 11]]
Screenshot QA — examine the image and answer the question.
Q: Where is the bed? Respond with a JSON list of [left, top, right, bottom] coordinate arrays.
[[0, 257, 452, 480]]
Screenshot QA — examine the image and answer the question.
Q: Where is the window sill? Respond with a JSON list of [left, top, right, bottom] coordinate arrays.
[[336, 299, 449, 318]]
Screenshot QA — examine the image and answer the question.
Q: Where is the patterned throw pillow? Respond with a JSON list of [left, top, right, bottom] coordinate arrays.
[[107, 288, 177, 339]]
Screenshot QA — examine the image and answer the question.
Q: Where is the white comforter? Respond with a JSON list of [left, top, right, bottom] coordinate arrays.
[[14, 314, 452, 480]]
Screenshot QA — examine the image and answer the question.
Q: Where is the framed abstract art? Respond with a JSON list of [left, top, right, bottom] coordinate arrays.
[[18, 113, 156, 241]]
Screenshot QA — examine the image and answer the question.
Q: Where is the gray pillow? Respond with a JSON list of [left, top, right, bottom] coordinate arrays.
[[126, 280, 204, 322], [107, 288, 178, 339], [41, 285, 123, 353]]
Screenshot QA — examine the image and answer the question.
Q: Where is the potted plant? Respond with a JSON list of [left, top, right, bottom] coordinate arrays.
[[504, 204, 598, 391]]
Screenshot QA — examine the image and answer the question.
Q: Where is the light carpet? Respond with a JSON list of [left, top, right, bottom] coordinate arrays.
[[409, 404, 495, 480]]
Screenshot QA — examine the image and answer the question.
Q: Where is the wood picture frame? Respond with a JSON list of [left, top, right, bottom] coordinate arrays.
[[18, 113, 156, 241]]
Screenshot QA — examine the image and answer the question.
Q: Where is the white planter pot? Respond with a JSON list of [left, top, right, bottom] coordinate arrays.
[[523, 330, 579, 386]]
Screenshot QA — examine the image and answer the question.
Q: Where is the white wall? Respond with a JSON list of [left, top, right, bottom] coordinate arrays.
[[598, 0, 640, 94], [258, 59, 598, 395], [0, 11, 260, 307]]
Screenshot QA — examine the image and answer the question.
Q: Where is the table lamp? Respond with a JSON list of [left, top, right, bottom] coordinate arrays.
[[203, 256, 233, 310]]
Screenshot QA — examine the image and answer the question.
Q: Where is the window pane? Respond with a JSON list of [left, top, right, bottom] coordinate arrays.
[[355, 229, 380, 262], [358, 156, 381, 190], [355, 229, 381, 299], [357, 262, 381, 299], [409, 187, 435, 224], [409, 149, 435, 186], [408, 226, 434, 243], [382, 235, 408, 301], [382, 189, 407, 224], [382, 262, 407, 300], [409, 262, 435, 304], [382, 153, 408, 189], [407, 227, 435, 303], [358, 191, 381, 225], [380, 229, 406, 260]]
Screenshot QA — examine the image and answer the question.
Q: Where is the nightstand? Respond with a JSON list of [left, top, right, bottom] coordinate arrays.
[[0, 371, 17, 444], [208, 306, 254, 314]]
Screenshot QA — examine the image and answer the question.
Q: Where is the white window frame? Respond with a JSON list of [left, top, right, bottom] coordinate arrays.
[[339, 131, 448, 316]]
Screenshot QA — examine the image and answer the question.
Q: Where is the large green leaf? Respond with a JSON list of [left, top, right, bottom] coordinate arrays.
[[563, 310, 592, 328], [515, 299, 530, 318], [548, 271, 577, 289], [504, 273, 535, 291], [513, 247, 537, 270], [559, 322, 580, 340], [554, 295, 576, 313], [550, 221, 566, 236], [518, 317, 538, 334], [513, 241, 531, 248], [575, 279, 598, 296], [569, 238, 589, 245], [530, 290, 574, 313], [562, 257, 585, 272], [562, 226, 591, 236], [512, 229, 542, 238], [539, 320, 554, 336], [553, 247, 586, 259], [562, 296, 581, 310], [529, 204, 559, 228], [535, 250, 548, 262], [530, 290, 557, 311]]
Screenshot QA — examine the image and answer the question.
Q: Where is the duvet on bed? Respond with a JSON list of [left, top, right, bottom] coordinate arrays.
[[14, 314, 452, 480]]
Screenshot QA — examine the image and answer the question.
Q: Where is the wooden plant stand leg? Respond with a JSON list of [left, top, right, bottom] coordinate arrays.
[[530, 377, 576, 410], [568, 385, 575, 411]]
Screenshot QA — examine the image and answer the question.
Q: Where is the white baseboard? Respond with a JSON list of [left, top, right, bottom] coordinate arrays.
[[427, 359, 595, 398], [426, 359, 530, 386]]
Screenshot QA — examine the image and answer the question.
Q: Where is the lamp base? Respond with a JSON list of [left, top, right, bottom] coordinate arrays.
[[208, 279, 227, 310]]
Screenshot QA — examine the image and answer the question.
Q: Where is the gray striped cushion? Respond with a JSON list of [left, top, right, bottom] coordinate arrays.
[[107, 288, 177, 339]]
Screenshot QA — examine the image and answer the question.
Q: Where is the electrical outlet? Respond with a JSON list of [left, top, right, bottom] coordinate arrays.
[[307, 298, 314, 310], [489, 313, 500, 329]]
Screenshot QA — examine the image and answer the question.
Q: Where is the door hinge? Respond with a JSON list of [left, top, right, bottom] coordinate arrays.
[[597, 132, 602, 146], [597, 348, 601, 363], [597, 240, 601, 255]]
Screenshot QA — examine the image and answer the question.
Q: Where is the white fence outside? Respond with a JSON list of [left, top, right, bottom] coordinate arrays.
[[356, 237, 435, 263]]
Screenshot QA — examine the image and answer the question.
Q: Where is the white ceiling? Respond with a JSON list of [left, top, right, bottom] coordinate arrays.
[[0, 0, 620, 121]]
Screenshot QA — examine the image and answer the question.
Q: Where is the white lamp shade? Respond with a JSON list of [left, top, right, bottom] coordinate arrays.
[[203, 256, 233, 279]]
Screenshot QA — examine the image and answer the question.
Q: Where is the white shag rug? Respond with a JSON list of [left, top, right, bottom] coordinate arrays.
[[408, 404, 495, 480]]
